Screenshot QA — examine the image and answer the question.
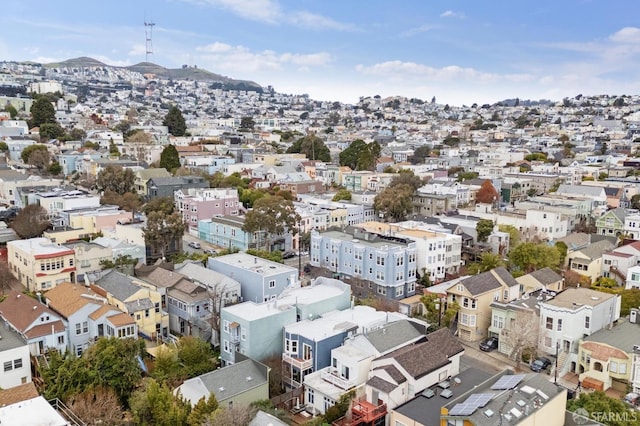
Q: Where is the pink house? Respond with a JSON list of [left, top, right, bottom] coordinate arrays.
[[175, 188, 241, 230]]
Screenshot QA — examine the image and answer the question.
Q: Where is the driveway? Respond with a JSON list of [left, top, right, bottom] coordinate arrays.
[[458, 338, 525, 373]]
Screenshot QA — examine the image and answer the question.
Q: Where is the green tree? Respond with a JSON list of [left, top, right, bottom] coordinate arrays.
[[48, 161, 62, 176], [420, 293, 460, 329], [96, 165, 135, 195], [239, 188, 266, 208], [142, 196, 175, 216], [162, 106, 187, 136], [24, 145, 51, 171], [68, 127, 87, 141], [332, 189, 352, 202], [20, 144, 48, 163], [567, 391, 640, 426], [242, 195, 300, 252], [476, 219, 494, 243], [0, 141, 7, 152], [457, 171, 479, 182], [39, 122, 65, 140], [129, 379, 191, 426], [159, 144, 181, 172], [389, 170, 424, 191], [239, 116, 255, 131], [3, 104, 17, 119], [509, 242, 561, 274], [143, 211, 187, 260], [286, 134, 331, 162], [187, 395, 219, 426], [339, 139, 381, 171], [11, 204, 50, 238], [467, 252, 505, 275], [555, 241, 568, 264], [176, 336, 216, 378], [498, 224, 520, 248], [29, 97, 56, 128], [101, 191, 142, 217], [374, 183, 414, 222]]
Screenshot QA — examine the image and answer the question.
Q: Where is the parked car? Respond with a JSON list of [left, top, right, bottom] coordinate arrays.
[[282, 251, 296, 259], [530, 357, 552, 372], [204, 248, 217, 255], [188, 241, 201, 249], [479, 337, 499, 352], [303, 264, 311, 273]]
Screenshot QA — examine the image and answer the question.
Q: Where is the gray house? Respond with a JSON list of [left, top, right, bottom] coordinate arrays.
[[310, 227, 418, 300], [207, 253, 298, 304], [219, 277, 351, 366], [146, 176, 208, 200]]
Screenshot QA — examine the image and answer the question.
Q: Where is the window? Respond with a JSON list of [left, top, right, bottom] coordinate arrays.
[[620, 363, 627, 374], [3, 361, 11, 372], [585, 316, 590, 329], [13, 358, 22, 369], [396, 287, 404, 297], [269, 280, 276, 288], [145, 309, 150, 318], [58, 335, 64, 345], [155, 302, 160, 313], [544, 337, 552, 347], [82, 321, 88, 333], [557, 319, 563, 331], [223, 340, 230, 353], [492, 315, 504, 329], [75, 322, 82, 335], [307, 388, 315, 404], [546, 317, 553, 330], [610, 361, 618, 373], [223, 320, 229, 332]]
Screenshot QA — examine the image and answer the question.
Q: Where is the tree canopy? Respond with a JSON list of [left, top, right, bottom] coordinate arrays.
[[162, 106, 187, 136], [242, 195, 300, 251], [332, 189, 352, 202], [567, 391, 640, 426], [20, 144, 48, 164], [159, 144, 181, 172], [286, 134, 331, 162], [508, 242, 561, 274], [96, 165, 135, 195], [476, 179, 500, 204], [142, 197, 175, 216], [143, 211, 187, 260], [29, 97, 56, 128], [339, 139, 381, 171], [12, 204, 50, 239], [408, 145, 431, 164], [476, 219, 494, 243], [374, 183, 414, 222]]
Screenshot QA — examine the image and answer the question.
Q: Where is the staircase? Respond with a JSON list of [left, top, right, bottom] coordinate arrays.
[[551, 350, 570, 378]]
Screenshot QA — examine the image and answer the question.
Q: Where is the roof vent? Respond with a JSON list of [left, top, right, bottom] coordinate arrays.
[[484, 409, 494, 417], [219, 387, 225, 392], [246, 376, 253, 381], [32, 306, 37, 310]]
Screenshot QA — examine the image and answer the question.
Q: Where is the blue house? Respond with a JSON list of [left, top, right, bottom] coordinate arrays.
[[310, 227, 418, 301], [219, 277, 351, 366], [282, 305, 409, 389], [198, 216, 255, 251], [207, 252, 298, 304], [57, 150, 102, 176]]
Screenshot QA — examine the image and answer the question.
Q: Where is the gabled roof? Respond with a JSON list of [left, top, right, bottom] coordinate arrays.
[[376, 328, 464, 380], [142, 267, 186, 289], [136, 168, 171, 180], [93, 270, 142, 301], [573, 239, 615, 261], [528, 267, 563, 286], [583, 319, 640, 354], [365, 320, 427, 354], [459, 267, 517, 296], [45, 282, 105, 318], [0, 291, 60, 333]]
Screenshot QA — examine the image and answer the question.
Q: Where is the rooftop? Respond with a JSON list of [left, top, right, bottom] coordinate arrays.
[[543, 287, 616, 310], [0, 316, 27, 352], [9, 237, 75, 258], [209, 252, 298, 277], [583, 318, 640, 354]]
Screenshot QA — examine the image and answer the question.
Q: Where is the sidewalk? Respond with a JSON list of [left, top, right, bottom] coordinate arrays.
[[458, 338, 523, 373]]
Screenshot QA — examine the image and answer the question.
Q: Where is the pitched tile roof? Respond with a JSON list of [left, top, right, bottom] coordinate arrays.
[[581, 341, 628, 361], [366, 376, 396, 393], [0, 383, 39, 406], [93, 270, 140, 301], [143, 267, 186, 289], [365, 320, 427, 354], [44, 282, 104, 318], [24, 320, 66, 339], [108, 312, 136, 327]]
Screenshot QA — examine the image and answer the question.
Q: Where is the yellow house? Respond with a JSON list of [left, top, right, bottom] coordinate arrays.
[[446, 267, 520, 342], [576, 320, 640, 392], [8, 237, 77, 291], [91, 269, 169, 340], [134, 168, 171, 196]]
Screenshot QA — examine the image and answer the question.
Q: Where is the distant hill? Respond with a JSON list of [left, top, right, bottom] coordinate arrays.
[[44, 57, 263, 91]]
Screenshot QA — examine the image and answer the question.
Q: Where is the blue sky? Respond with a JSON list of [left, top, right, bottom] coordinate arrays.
[[2, 0, 640, 106]]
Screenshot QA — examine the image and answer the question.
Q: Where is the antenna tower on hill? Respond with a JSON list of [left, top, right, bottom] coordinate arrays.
[[144, 18, 155, 62]]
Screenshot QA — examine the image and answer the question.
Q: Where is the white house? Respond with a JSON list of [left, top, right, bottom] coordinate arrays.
[[0, 320, 31, 389]]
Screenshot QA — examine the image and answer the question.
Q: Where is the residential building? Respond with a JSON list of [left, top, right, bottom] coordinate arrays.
[[489, 293, 540, 357], [35, 189, 100, 223], [45, 282, 137, 357], [198, 216, 256, 251], [447, 267, 520, 342], [207, 252, 298, 304], [566, 239, 615, 283], [134, 168, 171, 196], [538, 288, 620, 363], [8, 237, 77, 291], [282, 305, 408, 389], [515, 268, 564, 294], [412, 191, 457, 217], [90, 270, 169, 341], [176, 357, 269, 407], [365, 328, 464, 411], [146, 175, 208, 200], [0, 291, 67, 356], [0, 396, 70, 426], [219, 277, 350, 366], [303, 319, 428, 415], [0, 319, 31, 389], [601, 241, 640, 284], [310, 227, 417, 301], [577, 318, 640, 392], [175, 187, 240, 231], [624, 212, 640, 240], [62, 240, 112, 283], [596, 207, 627, 236]]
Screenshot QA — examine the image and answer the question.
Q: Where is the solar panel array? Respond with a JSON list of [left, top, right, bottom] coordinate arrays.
[[491, 374, 526, 390], [448, 393, 494, 416]]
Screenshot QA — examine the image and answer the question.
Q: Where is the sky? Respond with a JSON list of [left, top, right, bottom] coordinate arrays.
[[2, 0, 640, 106]]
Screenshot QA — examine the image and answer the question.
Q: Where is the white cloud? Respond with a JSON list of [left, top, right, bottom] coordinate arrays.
[[400, 24, 438, 38], [289, 11, 358, 31], [184, 0, 282, 23], [609, 27, 640, 44], [128, 44, 146, 57], [440, 10, 464, 19]]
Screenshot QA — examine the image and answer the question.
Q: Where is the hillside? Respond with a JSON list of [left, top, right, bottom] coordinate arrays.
[[44, 57, 262, 91]]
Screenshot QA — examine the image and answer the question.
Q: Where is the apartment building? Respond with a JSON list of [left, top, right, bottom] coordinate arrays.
[[8, 237, 77, 291]]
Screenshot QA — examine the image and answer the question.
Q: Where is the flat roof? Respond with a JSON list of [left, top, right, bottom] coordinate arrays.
[[0, 396, 68, 426], [319, 230, 408, 249], [8, 237, 74, 257], [543, 287, 616, 309], [212, 252, 297, 277]]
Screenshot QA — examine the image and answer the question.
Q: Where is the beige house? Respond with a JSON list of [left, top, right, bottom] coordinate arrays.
[[446, 267, 520, 342], [566, 239, 615, 283], [8, 237, 77, 291], [515, 267, 564, 294]]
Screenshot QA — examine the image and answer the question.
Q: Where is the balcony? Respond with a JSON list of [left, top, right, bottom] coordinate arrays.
[[283, 353, 313, 371], [332, 398, 387, 426], [321, 368, 356, 390]]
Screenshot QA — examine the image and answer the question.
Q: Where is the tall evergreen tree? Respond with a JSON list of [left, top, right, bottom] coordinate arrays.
[[162, 106, 187, 136], [159, 144, 181, 172], [29, 97, 57, 128]]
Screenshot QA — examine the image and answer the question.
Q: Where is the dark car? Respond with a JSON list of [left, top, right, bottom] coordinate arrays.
[[479, 337, 499, 352], [282, 251, 296, 259], [303, 264, 311, 273], [530, 357, 553, 372]]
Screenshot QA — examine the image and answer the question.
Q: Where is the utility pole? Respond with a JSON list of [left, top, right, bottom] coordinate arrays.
[[554, 341, 559, 384]]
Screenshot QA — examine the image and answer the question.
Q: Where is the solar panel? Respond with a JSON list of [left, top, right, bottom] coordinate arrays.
[[464, 393, 493, 408], [449, 403, 477, 416], [491, 374, 526, 390]]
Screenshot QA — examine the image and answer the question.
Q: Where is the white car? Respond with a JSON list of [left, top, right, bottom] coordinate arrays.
[[188, 241, 201, 249]]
